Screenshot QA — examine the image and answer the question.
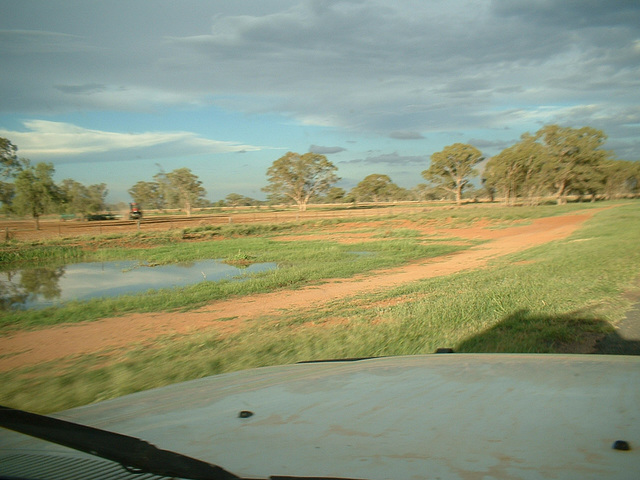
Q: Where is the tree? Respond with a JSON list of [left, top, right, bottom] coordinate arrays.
[[129, 180, 165, 210], [165, 167, 206, 216], [483, 134, 548, 205], [534, 125, 610, 205], [225, 193, 258, 208], [600, 159, 640, 199], [412, 183, 446, 201], [0, 138, 21, 178], [59, 180, 108, 215], [0, 182, 15, 214], [322, 186, 347, 203], [59, 179, 87, 215], [13, 161, 59, 229], [263, 152, 339, 211], [351, 174, 399, 203], [1, 138, 22, 214], [87, 183, 108, 212], [422, 143, 483, 206]]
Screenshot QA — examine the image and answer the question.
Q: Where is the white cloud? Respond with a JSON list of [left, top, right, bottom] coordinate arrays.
[[0, 120, 264, 162]]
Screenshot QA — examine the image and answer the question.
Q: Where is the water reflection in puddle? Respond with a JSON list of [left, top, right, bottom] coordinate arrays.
[[1, 259, 276, 310]]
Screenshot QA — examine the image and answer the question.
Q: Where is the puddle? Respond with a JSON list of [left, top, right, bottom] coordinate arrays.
[[0, 259, 276, 310]]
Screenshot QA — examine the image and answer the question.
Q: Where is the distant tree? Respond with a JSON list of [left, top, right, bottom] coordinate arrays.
[[534, 125, 610, 205], [13, 161, 59, 229], [319, 186, 347, 203], [0, 138, 21, 178], [351, 174, 397, 202], [263, 152, 339, 211], [412, 183, 446, 201], [483, 134, 548, 205], [165, 167, 206, 216], [0, 182, 15, 214], [600, 159, 640, 199], [225, 193, 257, 208], [129, 180, 164, 210], [422, 143, 483, 206], [87, 183, 108, 212], [1, 138, 23, 214], [59, 179, 88, 215], [59, 180, 107, 215]]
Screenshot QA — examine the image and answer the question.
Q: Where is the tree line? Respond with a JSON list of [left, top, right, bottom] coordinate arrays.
[[1, 138, 109, 229], [2, 124, 639, 226], [256, 125, 639, 210]]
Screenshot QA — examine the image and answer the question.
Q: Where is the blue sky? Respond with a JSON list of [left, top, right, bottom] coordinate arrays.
[[1, 0, 639, 202]]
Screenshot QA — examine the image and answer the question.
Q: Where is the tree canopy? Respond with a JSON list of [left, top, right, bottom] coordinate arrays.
[[128, 168, 206, 215], [483, 133, 547, 205], [535, 125, 610, 204], [1, 138, 21, 178], [59, 179, 108, 215], [351, 174, 405, 203], [129, 181, 164, 210], [13, 161, 59, 229], [263, 152, 339, 211], [484, 125, 616, 205], [422, 143, 483, 205]]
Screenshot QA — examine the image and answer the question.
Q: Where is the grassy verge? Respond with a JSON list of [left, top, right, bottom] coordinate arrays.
[[1, 202, 638, 413]]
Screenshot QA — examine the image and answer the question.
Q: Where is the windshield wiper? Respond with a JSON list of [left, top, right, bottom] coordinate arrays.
[[0, 405, 240, 480]]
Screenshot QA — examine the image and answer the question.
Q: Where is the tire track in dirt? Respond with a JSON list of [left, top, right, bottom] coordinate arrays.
[[0, 210, 599, 371]]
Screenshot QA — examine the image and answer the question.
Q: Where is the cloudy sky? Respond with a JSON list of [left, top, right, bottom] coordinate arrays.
[[1, 0, 639, 202]]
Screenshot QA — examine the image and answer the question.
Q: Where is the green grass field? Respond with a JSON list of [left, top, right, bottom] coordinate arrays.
[[1, 201, 639, 413]]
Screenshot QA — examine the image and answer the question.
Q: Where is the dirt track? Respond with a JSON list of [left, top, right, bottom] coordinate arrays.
[[0, 210, 600, 372]]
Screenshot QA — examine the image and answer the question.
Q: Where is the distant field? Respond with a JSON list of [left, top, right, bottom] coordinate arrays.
[[1, 201, 639, 413]]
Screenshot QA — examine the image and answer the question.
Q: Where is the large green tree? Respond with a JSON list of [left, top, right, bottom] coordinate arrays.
[[600, 159, 640, 199], [534, 125, 610, 205], [60, 179, 108, 215], [13, 161, 59, 229], [129, 169, 206, 215], [129, 180, 165, 210], [225, 193, 258, 208], [351, 174, 401, 203], [165, 167, 206, 216], [263, 152, 339, 211], [422, 143, 483, 205], [1, 138, 21, 178], [483, 134, 548, 205], [1, 138, 22, 214]]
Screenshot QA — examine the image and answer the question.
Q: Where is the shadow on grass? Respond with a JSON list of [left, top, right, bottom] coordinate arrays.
[[456, 309, 640, 355]]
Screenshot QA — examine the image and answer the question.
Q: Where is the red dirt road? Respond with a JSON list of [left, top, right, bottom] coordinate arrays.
[[0, 210, 597, 372]]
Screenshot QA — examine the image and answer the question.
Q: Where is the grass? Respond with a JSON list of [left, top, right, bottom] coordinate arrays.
[[1, 201, 639, 413], [0, 229, 466, 330]]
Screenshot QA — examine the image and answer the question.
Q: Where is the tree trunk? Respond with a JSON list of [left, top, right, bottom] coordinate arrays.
[[555, 180, 567, 205]]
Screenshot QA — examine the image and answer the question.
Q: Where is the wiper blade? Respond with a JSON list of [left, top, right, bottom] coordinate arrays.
[[0, 405, 240, 480]]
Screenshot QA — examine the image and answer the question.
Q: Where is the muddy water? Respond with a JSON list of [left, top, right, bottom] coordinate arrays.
[[0, 259, 276, 310]]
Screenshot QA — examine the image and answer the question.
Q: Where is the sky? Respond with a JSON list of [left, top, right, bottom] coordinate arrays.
[[1, 0, 639, 203]]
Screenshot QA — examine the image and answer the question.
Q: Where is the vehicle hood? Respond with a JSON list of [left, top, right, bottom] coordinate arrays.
[[1, 354, 639, 479]]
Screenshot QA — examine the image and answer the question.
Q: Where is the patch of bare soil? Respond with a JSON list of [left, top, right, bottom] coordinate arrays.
[[0, 210, 605, 371]]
